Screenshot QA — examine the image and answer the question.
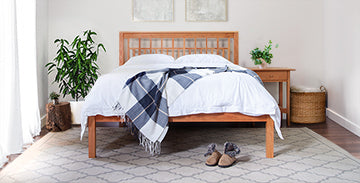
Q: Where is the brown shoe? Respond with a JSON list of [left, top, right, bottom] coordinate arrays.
[[218, 142, 241, 168], [218, 154, 237, 168], [204, 143, 222, 166]]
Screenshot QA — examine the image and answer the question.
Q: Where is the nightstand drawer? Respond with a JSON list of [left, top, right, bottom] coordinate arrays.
[[257, 71, 288, 81]]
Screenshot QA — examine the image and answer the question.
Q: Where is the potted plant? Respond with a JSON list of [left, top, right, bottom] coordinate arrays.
[[49, 92, 60, 105], [46, 30, 106, 124], [250, 40, 278, 68]]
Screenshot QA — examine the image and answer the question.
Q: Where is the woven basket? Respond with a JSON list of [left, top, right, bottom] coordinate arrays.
[[290, 89, 326, 124]]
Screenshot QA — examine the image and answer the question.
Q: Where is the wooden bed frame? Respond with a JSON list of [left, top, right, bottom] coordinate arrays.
[[87, 31, 275, 158]]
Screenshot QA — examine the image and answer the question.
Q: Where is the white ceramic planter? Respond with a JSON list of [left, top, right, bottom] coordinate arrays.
[[70, 100, 84, 124], [259, 62, 267, 69]]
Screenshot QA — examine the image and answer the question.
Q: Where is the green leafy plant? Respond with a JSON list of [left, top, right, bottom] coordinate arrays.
[[250, 40, 278, 65], [46, 30, 106, 101], [49, 92, 60, 100]]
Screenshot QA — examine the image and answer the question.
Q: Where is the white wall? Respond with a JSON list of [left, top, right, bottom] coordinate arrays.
[[41, 0, 360, 136], [323, 0, 360, 136], [36, 0, 48, 120], [47, 0, 324, 101]]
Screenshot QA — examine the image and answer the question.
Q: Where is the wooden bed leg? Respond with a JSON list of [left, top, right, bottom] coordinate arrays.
[[88, 116, 96, 158], [266, 116, 274, 158]]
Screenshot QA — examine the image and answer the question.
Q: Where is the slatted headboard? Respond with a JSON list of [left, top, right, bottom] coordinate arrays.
[[119, 31, 239, 65]]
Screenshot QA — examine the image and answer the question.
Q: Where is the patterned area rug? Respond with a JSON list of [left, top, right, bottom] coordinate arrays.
[[1, 126, 360, 183]]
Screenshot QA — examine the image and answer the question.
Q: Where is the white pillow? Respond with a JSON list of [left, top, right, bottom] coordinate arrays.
[[124, 54, 174, 66], [174, 54, 233, 67]]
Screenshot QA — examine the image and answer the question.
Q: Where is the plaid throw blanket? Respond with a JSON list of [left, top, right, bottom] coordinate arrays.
[[116, 66, 262, 155]]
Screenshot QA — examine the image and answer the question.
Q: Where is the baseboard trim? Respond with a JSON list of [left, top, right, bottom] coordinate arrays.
[[40, 115, 46, 128], [327, 108, 360, 137]]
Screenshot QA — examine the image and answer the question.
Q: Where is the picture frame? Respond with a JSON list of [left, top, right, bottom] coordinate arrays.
[[132, 0, 174, 22], [186, 0, 228, 22]]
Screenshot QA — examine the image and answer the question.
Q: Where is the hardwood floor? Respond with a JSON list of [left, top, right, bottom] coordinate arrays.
[[290, 118, 360, 159], [1, 117, 359, 172]]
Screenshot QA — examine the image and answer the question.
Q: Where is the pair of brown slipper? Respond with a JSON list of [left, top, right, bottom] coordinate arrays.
[[204, 142, 241, 168]]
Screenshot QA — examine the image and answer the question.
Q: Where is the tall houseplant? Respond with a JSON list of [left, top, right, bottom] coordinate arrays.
[[250, 40, 278, 68], [46, 30, 106, 123]]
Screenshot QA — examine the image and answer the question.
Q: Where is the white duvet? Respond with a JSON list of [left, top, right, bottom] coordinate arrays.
[[81, 62, 283, 139]]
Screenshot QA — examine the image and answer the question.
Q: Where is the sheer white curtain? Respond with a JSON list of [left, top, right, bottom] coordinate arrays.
[[0, 0, 40, 167], [17, 0, 41, 144]]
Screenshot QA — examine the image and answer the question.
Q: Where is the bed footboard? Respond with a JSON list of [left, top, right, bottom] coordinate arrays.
[[87, 114, 275, 158]]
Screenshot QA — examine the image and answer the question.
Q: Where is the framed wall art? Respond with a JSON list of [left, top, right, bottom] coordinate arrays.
[[186, 0, 228, 22], [133, 0, 174, 22]]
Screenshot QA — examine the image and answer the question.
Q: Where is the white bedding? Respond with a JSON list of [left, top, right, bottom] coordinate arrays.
[[81, 61, 283, 139]]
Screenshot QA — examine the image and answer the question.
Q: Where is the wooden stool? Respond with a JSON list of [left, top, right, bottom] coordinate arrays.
[[46, 102, 72, 132]]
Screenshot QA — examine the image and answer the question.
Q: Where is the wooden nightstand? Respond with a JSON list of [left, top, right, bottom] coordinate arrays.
[[248, 67, 296, 126]]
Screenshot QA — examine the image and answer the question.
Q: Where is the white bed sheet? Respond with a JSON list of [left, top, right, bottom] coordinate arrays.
[[80, 63, 283, 139]]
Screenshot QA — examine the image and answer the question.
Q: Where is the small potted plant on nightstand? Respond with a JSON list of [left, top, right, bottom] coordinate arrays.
[[49, 92, 60, 105], [250, 40, 278, 68], [46, 30, 106, 124]]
